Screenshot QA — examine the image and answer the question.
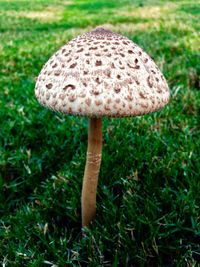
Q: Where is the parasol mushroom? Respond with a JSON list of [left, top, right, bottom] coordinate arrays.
[[35, 27, 170, 227]]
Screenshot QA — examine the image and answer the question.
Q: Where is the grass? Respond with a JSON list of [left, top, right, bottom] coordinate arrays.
[[0, 0, 200, 266]]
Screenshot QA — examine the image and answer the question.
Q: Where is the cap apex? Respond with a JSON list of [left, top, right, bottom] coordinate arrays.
[[91, 27, 113, 35]]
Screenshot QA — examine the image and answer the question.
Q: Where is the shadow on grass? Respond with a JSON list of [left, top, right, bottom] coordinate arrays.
[[0, 107, 87, 215]]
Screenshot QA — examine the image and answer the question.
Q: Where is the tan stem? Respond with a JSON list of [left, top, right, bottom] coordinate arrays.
[[81, 118, 102, 227]]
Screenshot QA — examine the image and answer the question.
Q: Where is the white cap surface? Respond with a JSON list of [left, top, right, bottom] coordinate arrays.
[[35, 27, 170, 117]]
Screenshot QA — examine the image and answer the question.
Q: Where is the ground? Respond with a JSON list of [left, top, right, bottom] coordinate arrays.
[[0, 0, 200, 266]]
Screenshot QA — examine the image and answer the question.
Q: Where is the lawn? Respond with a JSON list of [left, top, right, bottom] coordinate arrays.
[[0, 0, 200, 266]]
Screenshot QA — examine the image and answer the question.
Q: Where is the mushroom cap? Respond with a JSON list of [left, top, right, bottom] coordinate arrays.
[[35, 27, 170, 117]]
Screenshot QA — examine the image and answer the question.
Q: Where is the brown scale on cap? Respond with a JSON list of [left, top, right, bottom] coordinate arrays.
[[35, 27, 170, 117], [51, 99, 57, 107], [147, 76, 153, 88], [52, 93, 57, 99], [59, 93, 66, 100], [46, 83, 53, 89], [85, 98, 91, 106], [54, 70, 61, 76], [46, 92, 50, 100], [95, 100, 102, 106], [114, 84, 121, 93], [104, 104, 111, 111], [95, 60, 102, 66], [77, 48, 84, 52], [91, 86, 102, 96], [127, 95, 133, 101], [68, 94, 77, 102], [70, 63, 77, 68], [139, 92, 147, 99], [52, 63, 57, 68], [63, 84, 75, 91]]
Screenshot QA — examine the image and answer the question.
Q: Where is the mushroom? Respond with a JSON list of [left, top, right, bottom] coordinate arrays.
[[35, 27, 170, 227]]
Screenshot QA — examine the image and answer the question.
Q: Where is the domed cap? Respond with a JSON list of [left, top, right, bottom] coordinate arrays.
[[35, 27, 170, 117]]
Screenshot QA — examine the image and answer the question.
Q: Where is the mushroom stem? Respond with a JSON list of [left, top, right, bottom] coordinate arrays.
[[81, 118, 102, 227]]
